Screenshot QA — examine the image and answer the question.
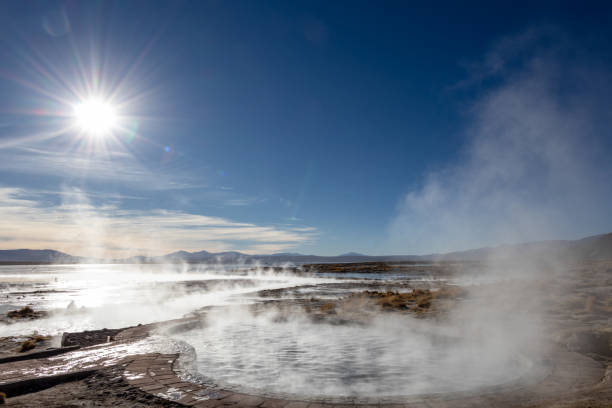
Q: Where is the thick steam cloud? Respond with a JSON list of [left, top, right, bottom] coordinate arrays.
[[390, 27, 612, 254]]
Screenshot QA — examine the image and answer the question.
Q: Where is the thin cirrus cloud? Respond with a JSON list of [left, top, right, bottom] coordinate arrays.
[[0, 187, 317, 258], [0, 145, 196, 191], [0, 140, 261, 206]]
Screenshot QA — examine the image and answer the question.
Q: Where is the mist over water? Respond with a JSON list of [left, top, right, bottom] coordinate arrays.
[[0, 263, 334, 336], [172, 307, 534, 398], [1, 261, 547, 399]]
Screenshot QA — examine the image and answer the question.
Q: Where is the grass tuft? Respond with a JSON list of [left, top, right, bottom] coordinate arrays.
[[17, 334, 50, 353], [320, 303, 336, 314], [19, 339, 36, 352], [7, 306, 35, 318]]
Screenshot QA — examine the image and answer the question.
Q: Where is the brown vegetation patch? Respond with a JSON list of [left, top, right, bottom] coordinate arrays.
[[306, 262, 394, 273], [303, 285, 469, 320], [18, 335, 50, 353], [351, 289, 432, 311], [7, 306, 47, 321], [18, 340, 36, 353], [319, 303, 336, 314], [338, 285, 468, 316], [303, 261, 466, 278]]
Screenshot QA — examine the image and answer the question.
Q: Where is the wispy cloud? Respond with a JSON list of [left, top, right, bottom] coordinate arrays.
[[0, 145, 196, 190], [0, 187, 317, 258], [0, 137, 266, 208]]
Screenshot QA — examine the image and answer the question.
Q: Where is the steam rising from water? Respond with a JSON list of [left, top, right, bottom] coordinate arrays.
[[390, 27, 612, 254], [173, 307, 533, 398], [0, 264, 333, 336]]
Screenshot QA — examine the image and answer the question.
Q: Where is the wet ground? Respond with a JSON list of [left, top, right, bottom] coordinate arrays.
[[6, 365, 185, 408]]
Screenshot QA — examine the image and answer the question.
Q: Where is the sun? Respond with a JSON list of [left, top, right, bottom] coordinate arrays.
[[73, 98, 118, 136]]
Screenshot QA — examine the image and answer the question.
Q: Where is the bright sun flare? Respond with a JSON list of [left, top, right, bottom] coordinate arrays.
[[73, 99, 118, 136]]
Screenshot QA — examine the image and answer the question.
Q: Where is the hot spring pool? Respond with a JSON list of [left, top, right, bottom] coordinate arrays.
[[171, 310, 535, 400]]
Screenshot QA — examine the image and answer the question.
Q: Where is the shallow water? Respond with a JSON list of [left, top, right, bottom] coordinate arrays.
[[0, 264, 336, 336]]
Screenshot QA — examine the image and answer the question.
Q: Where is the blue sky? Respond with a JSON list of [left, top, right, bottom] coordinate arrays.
[[1, 1, 612, 257]]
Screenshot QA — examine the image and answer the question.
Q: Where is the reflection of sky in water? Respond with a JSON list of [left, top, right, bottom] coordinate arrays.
[[0, 264, 462, 336], [0, 264, 336, 336]]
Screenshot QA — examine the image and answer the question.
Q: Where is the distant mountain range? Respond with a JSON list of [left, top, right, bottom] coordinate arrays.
[[0, 249, 79, 263], [1, 232, 612, 264]]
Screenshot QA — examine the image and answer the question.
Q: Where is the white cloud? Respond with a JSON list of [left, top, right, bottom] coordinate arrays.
[[0, 187, 317, 258]]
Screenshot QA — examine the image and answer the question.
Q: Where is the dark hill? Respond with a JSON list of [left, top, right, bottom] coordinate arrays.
[[0, 249, 78, 263], [2, 232, 612, 264]]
